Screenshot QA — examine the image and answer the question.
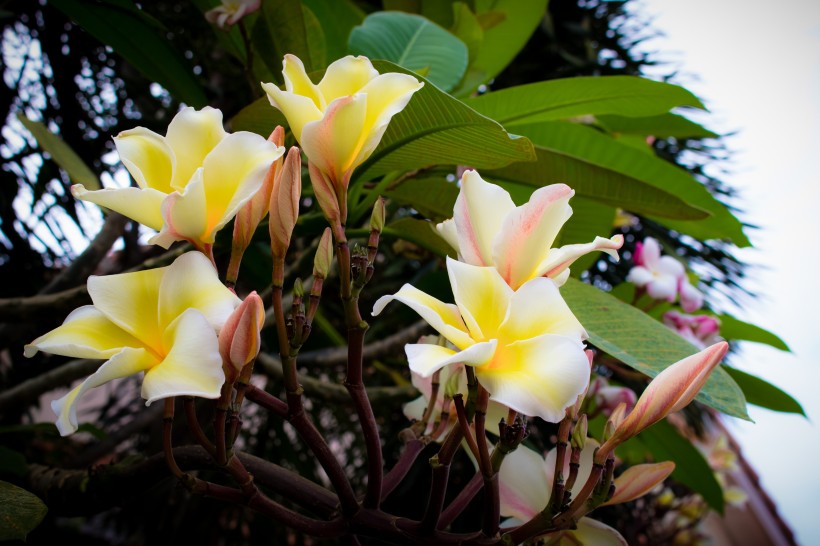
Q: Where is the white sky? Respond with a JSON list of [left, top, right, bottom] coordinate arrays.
[[635, 1, 820, 543]]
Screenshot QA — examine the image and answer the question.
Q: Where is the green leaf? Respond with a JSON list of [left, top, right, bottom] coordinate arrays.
[[302, 5, 327, 71], [724, 367, 805, 415], [716, 314, 790, 352], [451, 0, 548, 96], [50, 0, 207, 107], [467, 76, 705, 126], [634, 420, 725, 513], [0, 447, 27, 478], [303, 0, 364, 62], [190, 0, 248, 61], [597, 113, 718, 139], [385, 175, 460, 220], [487, 121, 750, 245], [229, 97, 288, 136], [17, 114, 100, 190], [254, 0, 313, 77], [349, 12, 468, 92], [0, 481, 47, 541], [450, 2, 484, 61], [383, 217, 455, 257], [358, 60, 535, 180], [561, 278, 749, 420]]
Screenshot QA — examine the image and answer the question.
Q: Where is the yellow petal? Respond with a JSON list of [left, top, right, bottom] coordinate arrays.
[[142, 308, 225, 404], [317, 55, 378, 102], [263, 82, 323, 143], [114, 127, 174, 193], [158, 251, 240, 332], [164, 106, 227, 192], [453, 170, 515, 266], [87, 266, 166, 352], [498, 277, 586, 343], [372, 283, 474, 350], [300, 94, 368, 184], [446, 257, 511, 342], [405, 340, 496, 377], [72, 185, 166, 232], [479, 334, 589, 422], [281, 54, 324, 108], [51, 346, 158, 435], [24, 305, 144, 360], [151, 169, 207, 248]]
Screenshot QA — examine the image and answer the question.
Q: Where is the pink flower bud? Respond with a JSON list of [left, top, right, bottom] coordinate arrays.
[[219, 291, 265, 380], [602, 461, 675, 506], [308, 162, 343, 233], [269, 146, 302, 260]]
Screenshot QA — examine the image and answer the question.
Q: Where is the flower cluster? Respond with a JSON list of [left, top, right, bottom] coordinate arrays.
[[627, 237, 703, 312]]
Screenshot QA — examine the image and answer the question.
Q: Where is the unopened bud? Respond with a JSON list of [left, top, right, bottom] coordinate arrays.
[[219, 292, 265, 381], [571, 414, 588, 450], [370, 197, 385, 232], [313, 228, 333, 279], [293, 277, 304, 299], [270, 146, 302, 260], [308, 162, 343, 233]]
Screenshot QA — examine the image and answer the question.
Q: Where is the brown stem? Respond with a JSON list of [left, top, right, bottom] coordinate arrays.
[[183, 397, 215, 454], [163, 398, 183, 478], [381, 437, 426, 501]]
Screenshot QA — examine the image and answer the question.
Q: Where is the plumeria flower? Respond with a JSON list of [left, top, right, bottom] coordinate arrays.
[[627, 237, 703, 311], [373, 257, 590, 422], [205, 0, 260, 29], [662, 311, 721, 350], [263, 55, 423, 224], [24, 252, 240, 435], [498, 441, 674, 545], [436, 170, 623, 290], [72, 107, 284, 253]]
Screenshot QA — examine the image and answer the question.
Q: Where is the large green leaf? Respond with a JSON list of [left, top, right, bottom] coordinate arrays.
[[635, 420, 725, 513], [228, 97, 288, 136], [254, 0, 314, 78], [451, 0, 549, 96], [487, 121, 749, 245], [597, 113, 718, 139], [356, 60, 535, 180], [50, 0, 207, 107], [383, 217, 455, 257], [303, 0, 364, 62], [724, 367, 805, 416], [18, 115, 100, 190], [716, 314, 790, 352], [561, 278, 749, 420], [349, 12, 468, 92], [385, 174, 460, 220], [467, 76, 705, 126], [0, 481, 47, 541]]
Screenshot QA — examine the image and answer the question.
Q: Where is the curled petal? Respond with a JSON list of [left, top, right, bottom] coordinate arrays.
[[604, 461, 675, 506], [405, 340, 497, 377], [113, 127, 173, 193], [72, 185, 166, 232], [540, 234, 624, 284], [478, 334, 589, 422], [24, 306, 143, 360], [436, 218, 459, 255], [453, 170, 515, 266], [142, 309, 225, 404], [372, 284, 474, 350], [492, 184, 573, 289], [281, 54, 324, 109], [51, 347, 158, 436]]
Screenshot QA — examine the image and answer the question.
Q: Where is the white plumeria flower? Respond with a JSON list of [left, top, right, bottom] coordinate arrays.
[[626, 237, 687, 302], [374, 257, 590, 422], [25, 252, 240, 435], [72, 107, 284, 252], [498, 441, 674, 545], [205, 0, 260, 29], [436, 170, 623, 290]]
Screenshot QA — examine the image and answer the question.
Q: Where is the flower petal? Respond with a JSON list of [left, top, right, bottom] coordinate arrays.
[[24, 305, 144, 360], [625, 265, 654, 287], [71, 185, 166, 232], [114, 127, 174, 193], [151, 169, 207, 248], [87, 266, 166, 351], [405, 340, 497, 377], [498, 276, 586, 343], [301, 94, 367, 185], [447, 257, 512, 342], [158, 251, 240, 332], [282, 54, 324, 108], [164, 106, 227, 192], [492, 184, 573, 289], [540, 235, 624, 282], [263, 83, 323, 143], [603, 461, 675, 506], [142, 308, 225, 404], [478, 334, 589, 422], [453, 170, 515, 266], [436, 218, 459, 255], [317, 55, 378, 100], [51, 346, 158, 435], [569, 517, 628, 546], [498, 444, 551, 521], [372, 284, 473, 350]]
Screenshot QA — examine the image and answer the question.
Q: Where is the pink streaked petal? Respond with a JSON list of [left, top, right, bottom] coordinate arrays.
[[498, 276, 586, 343], [372, 284, 474, 350], [435, 218, 460, 255], [492, 184, 573, 289], [51, 346, 158, 435], [405, 340, 497, 377], [498, 444, 551, 521], [153, 170, 207, 248], [639, 237, 662, 268], [453, 170, 515, 266], [446, 257, 512, 342], [142, 309, 225, 404], [604, 461, 675, 506], [540, 234, 624, 282], [301, 94, 367, 186]]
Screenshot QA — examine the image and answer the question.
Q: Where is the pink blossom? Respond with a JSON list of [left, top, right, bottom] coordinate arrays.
[[663, 311, 721, 350]]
